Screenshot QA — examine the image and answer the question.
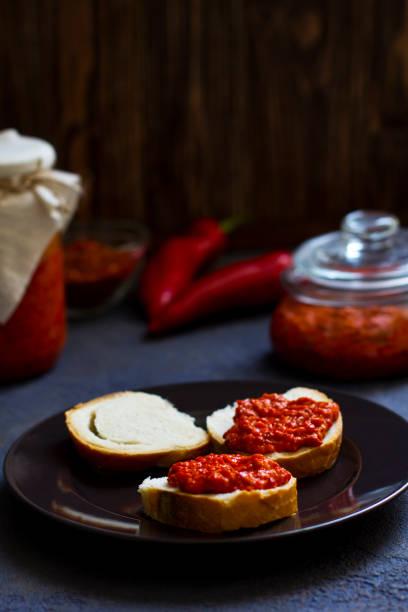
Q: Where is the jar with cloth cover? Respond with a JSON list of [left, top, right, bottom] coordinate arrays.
[[271, 210, 408, 379], [0, 129, 82, 380]]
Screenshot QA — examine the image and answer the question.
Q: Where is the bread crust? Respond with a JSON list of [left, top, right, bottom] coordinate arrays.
[[65, 391, 210, 471], [206, 387, 343, 478], [139, 475, 298, 533]]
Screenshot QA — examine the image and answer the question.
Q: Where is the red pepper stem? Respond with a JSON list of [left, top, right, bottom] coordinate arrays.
[[219, 215, 247, 235]]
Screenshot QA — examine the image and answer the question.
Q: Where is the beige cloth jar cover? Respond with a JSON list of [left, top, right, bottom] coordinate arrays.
[[0, 129, 82, 323]]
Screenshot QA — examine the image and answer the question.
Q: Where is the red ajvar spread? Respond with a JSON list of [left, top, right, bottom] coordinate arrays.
[[271, 295, 408, 379], [167, 453, 291, 494], [224, 393, 339, 454], [64, 239, 144, 308], [0, 235, 66, 381]]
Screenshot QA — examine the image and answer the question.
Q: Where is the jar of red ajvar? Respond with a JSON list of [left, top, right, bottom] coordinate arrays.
[[0, 129, 81, 381], [271, 210, 408, 379]]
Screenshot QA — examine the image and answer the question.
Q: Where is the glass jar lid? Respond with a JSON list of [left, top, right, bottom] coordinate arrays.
[[283, 210, 408, 306]]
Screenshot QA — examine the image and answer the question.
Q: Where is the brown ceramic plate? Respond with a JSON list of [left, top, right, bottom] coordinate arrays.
[[4, 380, 408, 544]]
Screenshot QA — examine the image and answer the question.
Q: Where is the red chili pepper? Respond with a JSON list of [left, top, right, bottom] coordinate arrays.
[[148, 250, 292, 334], [139, 217, 239, 319]]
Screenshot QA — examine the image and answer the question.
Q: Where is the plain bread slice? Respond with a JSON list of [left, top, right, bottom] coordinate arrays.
[[65, 391, 210, 471]]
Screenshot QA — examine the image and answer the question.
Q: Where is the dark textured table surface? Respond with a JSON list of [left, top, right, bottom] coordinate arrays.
[[1, 300, 407, 612]]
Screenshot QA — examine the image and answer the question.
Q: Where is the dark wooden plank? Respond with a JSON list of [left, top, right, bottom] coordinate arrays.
[[1, 0, 408, 249]]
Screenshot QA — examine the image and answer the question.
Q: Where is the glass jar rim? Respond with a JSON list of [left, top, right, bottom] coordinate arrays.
[[282, 268, 408, 306]]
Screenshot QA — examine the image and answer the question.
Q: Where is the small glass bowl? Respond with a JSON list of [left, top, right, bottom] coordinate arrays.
[[63, 219, 150, 319]]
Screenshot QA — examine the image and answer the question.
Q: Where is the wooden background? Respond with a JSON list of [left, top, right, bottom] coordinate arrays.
[[1, 0, 408, 249]]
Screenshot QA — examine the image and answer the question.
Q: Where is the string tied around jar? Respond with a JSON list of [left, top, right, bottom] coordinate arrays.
[[0, 163, 82, 227]]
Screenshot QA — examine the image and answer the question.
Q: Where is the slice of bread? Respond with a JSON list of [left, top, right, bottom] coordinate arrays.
[[206, 387, 343, 478], [139, 473, 297, 533], [65, 391, 210, 471]]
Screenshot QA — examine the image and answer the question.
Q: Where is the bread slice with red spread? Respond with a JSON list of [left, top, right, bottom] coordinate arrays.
[[139, 453, 298, 533], [65, 391, 210, 471], [206, 387, 343, 478]]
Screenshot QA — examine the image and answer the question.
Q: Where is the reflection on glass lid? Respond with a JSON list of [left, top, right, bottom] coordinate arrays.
[[283, 210, 408, 306]]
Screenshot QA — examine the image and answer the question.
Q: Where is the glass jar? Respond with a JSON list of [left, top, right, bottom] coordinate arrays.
[[271, 210, 408, 379], [0, 129, 81, 381], [0, 234, 66, 380]]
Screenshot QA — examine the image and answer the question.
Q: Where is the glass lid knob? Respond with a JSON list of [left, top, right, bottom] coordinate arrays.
[[341, 210, 399, 251]]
